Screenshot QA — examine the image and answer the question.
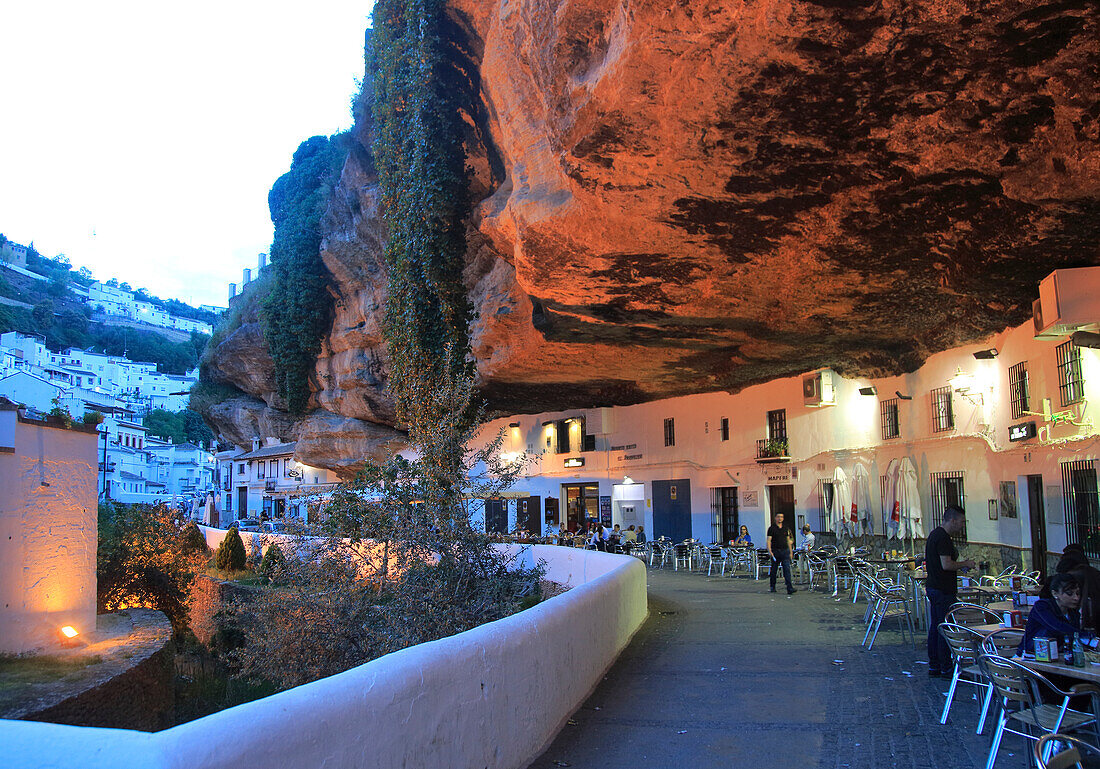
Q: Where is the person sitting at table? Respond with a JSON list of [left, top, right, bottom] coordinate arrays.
[[636, 525, 647, 544], [797, 524, 816, 552], [621, 525, 637, 543], [1055, 544, 1100, 631], [1019, 572, 1099, 655], [733, 525, 752, 547]]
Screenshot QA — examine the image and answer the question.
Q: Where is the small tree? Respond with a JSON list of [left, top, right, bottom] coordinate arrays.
[[215, 528, 247, 572], [180, 522, 209, 556], [258, 543, 285, 581]]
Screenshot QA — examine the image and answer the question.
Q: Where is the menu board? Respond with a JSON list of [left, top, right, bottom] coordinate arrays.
[[600, 495, 612, 526]]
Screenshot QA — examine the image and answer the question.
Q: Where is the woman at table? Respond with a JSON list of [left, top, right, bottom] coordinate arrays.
[[733, 525, 752, 547], [1019, 573, 1098, 654]]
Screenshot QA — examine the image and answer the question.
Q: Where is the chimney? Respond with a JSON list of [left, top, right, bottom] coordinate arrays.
[[258, 252, 268, 271], [251, 437, 260, 451], [228, 283, 237, 301], [242, 268, 251, 285]]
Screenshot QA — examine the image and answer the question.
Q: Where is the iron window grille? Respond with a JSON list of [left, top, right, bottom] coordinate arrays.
[[931, 386, 954, 433], [819, 479, 834, 534], [881, 398, 900, 440], [1057, 340, 1085, 406], [767, 409, 787, 442], [930, 471, 967, 542], [720, 417, 729, 441], [1062, 459, 1100, 559], [710, 487, 739, 542], [663, 417, 675, 447], [1008, 361, 1030, 420]]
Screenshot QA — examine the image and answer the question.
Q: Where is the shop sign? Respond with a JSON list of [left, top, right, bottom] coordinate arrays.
[[599, 495, 612, 526], [564, 457, 585, 468], [766, 467, 792, 483], [1008, 421, 1037, 442], [742, 490, 759, 507], [619, 453, 643, 461], [610, 443, 637, 451]]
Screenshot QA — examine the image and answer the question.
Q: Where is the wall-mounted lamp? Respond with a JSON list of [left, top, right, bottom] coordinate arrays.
[[1072, 331, 1100, 349], [508, 422, 520, 429], [623, 475, 635, 485], [858, 386, 877, 396], [895, 390, 913, 401], [949, 368, 975, 394], [541, 420, 554, 427], [972, 348, 998, 360]]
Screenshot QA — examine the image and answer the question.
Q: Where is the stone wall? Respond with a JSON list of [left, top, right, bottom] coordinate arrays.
[[188, 574, 257, 648]]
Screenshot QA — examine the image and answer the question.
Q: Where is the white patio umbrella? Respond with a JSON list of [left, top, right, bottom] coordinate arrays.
[[896, 456, 923, 554], [884, 458, 901, 540], [204, 493, 215, 526], [832, 466, 852, 540], [851, 462, 873, 538]]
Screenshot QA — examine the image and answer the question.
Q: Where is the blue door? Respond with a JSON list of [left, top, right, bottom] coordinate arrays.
[[652, 479, 692, 541]]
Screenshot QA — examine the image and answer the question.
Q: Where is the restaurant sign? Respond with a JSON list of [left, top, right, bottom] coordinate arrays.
[[1008, 421, 1037, 442], [618, 453, 643, 462], [766, 467, 792, 483], [564, 457, 585, 468]]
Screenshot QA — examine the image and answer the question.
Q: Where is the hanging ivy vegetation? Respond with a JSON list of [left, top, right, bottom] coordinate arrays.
[[370, 0, 474, 520], [261, 135, 347, 414]]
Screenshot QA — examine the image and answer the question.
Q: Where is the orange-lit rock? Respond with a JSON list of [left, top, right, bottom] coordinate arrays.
[[204, 0, 1100, 472]]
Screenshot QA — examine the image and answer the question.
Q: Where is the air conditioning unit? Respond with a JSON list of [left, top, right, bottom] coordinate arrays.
[[585, 407, 614, 435], [803, 370, 836, 407], [1033, 267, 1100, 339]]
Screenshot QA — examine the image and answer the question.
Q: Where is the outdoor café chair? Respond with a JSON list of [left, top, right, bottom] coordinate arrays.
[[1034, 733, 1100, 769], [977, 654, 1100, 769], [939, 622, 994, 734], [947, 602, 1003, 627], [862, 575, 915, 650], [981, 628, 1024, 658], [831, 556, 857, 598], [706, 545, 729, 576], [807, 552, 831, 592], [673, 543, 692, 571], [754, 548, 772, 580]]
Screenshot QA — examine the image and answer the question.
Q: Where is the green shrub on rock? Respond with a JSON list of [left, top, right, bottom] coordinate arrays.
[[259, 544, 285, 581], [215, 528, 247, 572], [180, 522, 209, 556]]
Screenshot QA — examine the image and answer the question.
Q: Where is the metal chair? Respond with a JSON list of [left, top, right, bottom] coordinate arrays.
[[706, 545, 729, 576], [673, 543, 692, 571], [977, 654, 1100, 769], [939, 622, 994, 733], [807, 552, 831, 592], [863, 574, 915, 649], [947, 602, 1003, 627], [754, 548, 771, 581], [981, 628, 1025, 657], [1034, 733, 1100, 769], [831, 555, 857, 598]]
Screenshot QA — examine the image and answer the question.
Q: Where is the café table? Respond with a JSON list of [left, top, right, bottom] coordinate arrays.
[[987, 599, 1032, 615], [1019, 657, 1100, 686]]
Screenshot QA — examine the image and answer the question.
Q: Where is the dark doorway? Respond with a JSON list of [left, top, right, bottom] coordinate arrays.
[[653, 479, 692, 542], [485, 498, 507, 534], [517, 496, 540, 533], [712, 487, 739, 542], [563, 483, 599, 531], [767, 484, 796, 544], [1027, 475, 1047, 577], [545, 497, 560, 528], [237, 487, 247, 519]]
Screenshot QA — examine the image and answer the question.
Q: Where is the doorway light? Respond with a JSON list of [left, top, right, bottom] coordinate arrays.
[[858, 386, 877, 396]]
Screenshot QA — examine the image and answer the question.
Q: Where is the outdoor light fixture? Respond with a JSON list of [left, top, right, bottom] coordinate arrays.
[[623, 475, 635, 485], [949, 368, 975, 394], [508, 422, 520, 428], [60, 626, 78, 639], [859, 386, 877, 396], [541, 420, 554, 427], [895, 391, 913, 401], [972, 348, 998, 360], [1072, 331, 1100, 349]]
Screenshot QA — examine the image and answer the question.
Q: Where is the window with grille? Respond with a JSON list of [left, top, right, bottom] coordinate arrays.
[[720, 417, 729, 441], [931, 386, 954, 433], [930, 471, 967, 542], [819, 480, 834, 534], [663, 417, 675, 447], [710, 487, 739, 542], [1009, 361, 1029, 420], [881, 398, 900, 440], [767, 409, 787, 441], [1057, 340, 1085, 406], [1062, 459, 1100, 559]]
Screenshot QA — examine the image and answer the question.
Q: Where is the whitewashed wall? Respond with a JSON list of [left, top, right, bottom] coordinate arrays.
[[1, 545, 647, 769], [469, 316, 1099, 556]]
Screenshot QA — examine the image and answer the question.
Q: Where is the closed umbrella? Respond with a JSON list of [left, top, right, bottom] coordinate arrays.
[[832, 466, 852, 541], [205, 493, 215, 526], [884, 458, 901, 540], [897, 456, 922, 554], [851, 462, 873, 538]]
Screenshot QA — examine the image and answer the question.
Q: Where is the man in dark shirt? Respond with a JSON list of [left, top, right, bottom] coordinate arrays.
[[767, 512, 796, 595], [925, 506, 975, 676]]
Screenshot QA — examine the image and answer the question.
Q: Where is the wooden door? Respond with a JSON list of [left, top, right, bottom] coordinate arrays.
[[1027, 475, 1047, 576], [485, 498, 507, 534], [652, 479, 692, 541], [517, 496, 540, 533], [768, 484, 796, 545]]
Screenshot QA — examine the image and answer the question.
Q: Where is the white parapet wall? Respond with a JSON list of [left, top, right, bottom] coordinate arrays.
[[1, 543, 648, 769]]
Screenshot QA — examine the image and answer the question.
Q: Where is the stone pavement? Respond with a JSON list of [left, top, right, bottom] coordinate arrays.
[[527, 567, 1018, 769]]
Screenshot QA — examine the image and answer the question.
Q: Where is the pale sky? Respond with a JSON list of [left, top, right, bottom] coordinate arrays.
[[0, 1, 373, 309]]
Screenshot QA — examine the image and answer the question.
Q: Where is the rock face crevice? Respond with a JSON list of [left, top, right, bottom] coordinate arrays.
[[204, 0, 1100, 474]]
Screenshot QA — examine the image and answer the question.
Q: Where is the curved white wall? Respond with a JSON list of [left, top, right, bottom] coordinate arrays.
[[1, 544, 647, 769]]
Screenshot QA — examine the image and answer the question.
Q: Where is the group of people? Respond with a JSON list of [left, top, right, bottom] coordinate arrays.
[[554, 522, 646, 551], [925, 505, 1100, 678]]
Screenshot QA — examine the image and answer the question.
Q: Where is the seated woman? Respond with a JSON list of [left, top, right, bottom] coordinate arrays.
[[733, 525, 752, 547], [1019, 573, 1098, 654]]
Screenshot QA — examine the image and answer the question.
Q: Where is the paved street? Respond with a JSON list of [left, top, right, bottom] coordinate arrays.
[[528, 567, 1007, 769]]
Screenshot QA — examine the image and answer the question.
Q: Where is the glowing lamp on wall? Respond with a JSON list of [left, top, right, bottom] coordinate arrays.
[[60, 626, 78, 638]]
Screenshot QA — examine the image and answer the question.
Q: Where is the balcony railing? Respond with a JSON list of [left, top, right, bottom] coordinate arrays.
[[755, 438, 791, 463]]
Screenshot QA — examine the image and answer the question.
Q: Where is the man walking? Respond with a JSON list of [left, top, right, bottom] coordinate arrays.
[[767, 512, 796, 595], [925, 506, 976, 676]]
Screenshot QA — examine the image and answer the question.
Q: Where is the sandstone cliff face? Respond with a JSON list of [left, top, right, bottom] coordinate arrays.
[[204, 0, 1100, 474]]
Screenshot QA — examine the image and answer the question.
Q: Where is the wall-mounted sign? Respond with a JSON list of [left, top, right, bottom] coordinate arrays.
[[619, 453, 643, 461], [742, 490, 759, 507], [670, 484, 678, 500], [1008, 421, 1037, 442], [599, 495, 612, 526], [766, 467, 792, 483], [564, 457, 585, 468], [610, 443, 637, 451]]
